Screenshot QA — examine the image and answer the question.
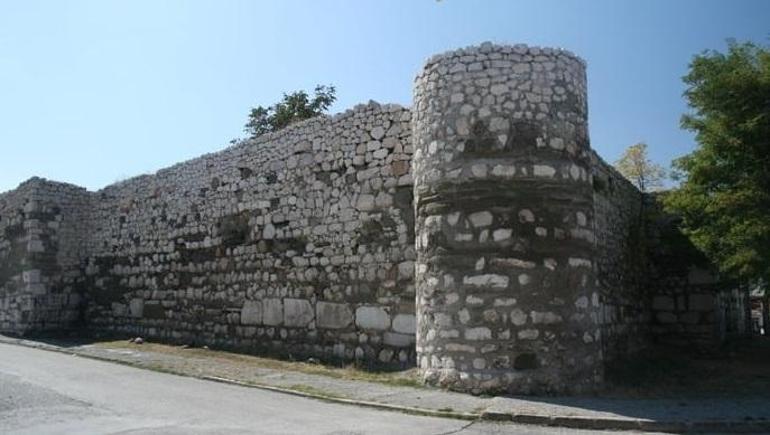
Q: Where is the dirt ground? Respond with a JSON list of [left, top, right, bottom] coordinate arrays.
[[36, 333, 770, 399], [92, 339, 423, 388]]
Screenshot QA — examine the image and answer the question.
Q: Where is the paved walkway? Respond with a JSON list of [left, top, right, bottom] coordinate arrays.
[[2, 335, 768, 433]]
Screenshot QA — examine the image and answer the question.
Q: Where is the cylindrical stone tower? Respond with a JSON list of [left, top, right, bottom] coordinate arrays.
[[413, 43, 601, 394]]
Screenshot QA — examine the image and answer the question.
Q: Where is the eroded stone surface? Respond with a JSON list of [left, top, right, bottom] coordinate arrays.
[[355, 306, 391, 331], [241, 300, 263, 325], [284, 299, 314, 327], [317, 302, 354, 330]]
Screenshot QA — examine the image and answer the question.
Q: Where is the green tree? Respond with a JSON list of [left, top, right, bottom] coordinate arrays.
[[664, 41, 770, 288], [244, 85, 336, 138], [614, 142, 666, 192]]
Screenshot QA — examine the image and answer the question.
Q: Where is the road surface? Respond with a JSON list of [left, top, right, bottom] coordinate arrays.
[[0, 342, 630, 434]]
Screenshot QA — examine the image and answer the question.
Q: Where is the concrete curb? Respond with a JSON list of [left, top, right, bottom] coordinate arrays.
[[201, 375, 478, 421], [480, 410, 770, 433], [4, 336, 770, 433]]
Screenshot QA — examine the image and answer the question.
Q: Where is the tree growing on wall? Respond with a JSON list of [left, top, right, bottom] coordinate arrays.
[[614, 142, 666, 192], [244, 85, 336, 138], [664, 41, 770, 303]]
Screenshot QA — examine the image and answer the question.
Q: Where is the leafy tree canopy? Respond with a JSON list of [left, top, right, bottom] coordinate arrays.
[[244, 85, 336, 138], [614, 142, 666, 192], [665, 40, 770, 285]]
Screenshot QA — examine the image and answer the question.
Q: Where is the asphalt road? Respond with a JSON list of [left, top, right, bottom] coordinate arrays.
[[0, 343, 633, 435]]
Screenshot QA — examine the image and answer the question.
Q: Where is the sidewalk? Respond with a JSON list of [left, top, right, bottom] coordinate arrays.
[[2, 334, 768, 433]]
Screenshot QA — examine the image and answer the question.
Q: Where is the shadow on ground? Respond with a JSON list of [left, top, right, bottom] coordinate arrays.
[[603, 336, 770, 399], [488, 336, 770, 424]]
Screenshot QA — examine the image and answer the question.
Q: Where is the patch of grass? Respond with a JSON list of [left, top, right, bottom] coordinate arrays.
[[91, 340, 421, 389], [141, 362, 181, 376]]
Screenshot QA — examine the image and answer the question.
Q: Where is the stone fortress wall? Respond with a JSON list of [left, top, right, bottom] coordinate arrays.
[[0, 179, 90, 333], [412, 44, 603, 394], [82, 103, 418, 364], [591, 153, 649, 362], [0, 43, 746, 394]]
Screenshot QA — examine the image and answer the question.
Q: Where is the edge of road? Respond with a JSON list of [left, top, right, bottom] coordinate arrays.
[[4, 335, 770, 433]]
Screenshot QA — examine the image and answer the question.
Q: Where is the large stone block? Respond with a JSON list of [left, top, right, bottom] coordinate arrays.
[[129, 298, 144, 318], [316, 302, 353, 329], [355, 306, 390, 330], [284, 299, 314, 327], [392, 314, 416, 334], [241, 300, 263, 325], [263, 298, 283, 326]]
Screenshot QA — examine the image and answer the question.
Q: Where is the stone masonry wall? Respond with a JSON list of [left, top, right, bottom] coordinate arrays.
[[645, 197, 744, 347], [0, 178, 90, 333], [591, 152, 649, 361], [413, 43, 602, 394], [81, 102, 418, 364], [0, 42, 748, 395]]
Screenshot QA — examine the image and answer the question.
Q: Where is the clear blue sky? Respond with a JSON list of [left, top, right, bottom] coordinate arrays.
[[1, 0, 768, 192]]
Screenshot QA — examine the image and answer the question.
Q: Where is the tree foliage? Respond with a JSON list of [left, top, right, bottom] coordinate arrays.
[[614, 142, 666, 192], [664, 41, 770, 285], [244, 85, 336, 138]]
